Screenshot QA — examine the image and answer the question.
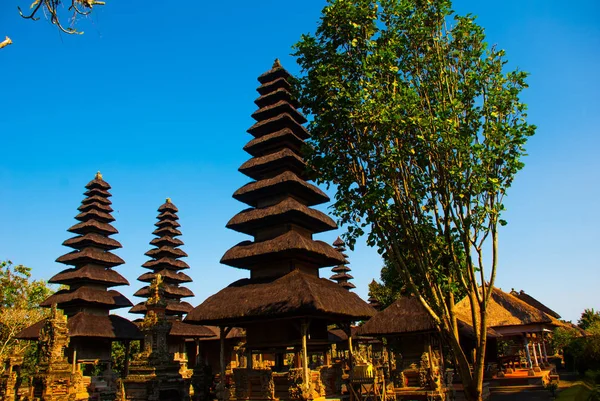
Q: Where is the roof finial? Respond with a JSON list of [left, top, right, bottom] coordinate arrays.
[[166, 197, 171, 203], [96, 171, 103, 180], [272, 58, 282, 69]]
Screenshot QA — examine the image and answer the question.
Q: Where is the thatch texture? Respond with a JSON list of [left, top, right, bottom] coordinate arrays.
[[78, 201, 113, 213], [233, 171, 329, 207], [251, 100, 307, 125], [150, 236, 184, 247], [257, 77, 292, 96], [41, 288, 132, 309], [185, 270, 375, 326], [152, 226, 182, 237], [16, 313, 142, 340], [359, 296, 436, 336], [247, 113, 310, 140], [198, 326, 245, 341], [49, 265, 129, 286], [221, 230, 347, 269], [257, 59, 291, 84], [137, 269, 192, 283], [56, 248, 125, 267], [142, 257, 190, 270], [75, 209, 114, 223], [239, 148, 307, 180], [454, 287, 554, 328], [62, 233, 122, 250], [243, 129, 304, 157], [145, 246, 188, 258], [81, 195, 111, 205], [129, 301, 194, 315], [226, 198, 337, 235], [68, 220, 118, 235], [169, 321, 215, 338], [254, 87, 299, 109], [510, 289, 561, 319], [134, 285, 193, 298]]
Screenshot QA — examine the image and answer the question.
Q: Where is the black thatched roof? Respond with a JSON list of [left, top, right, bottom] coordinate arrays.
[[169, 321, 216, 338], [185, 270, 375, 326], [16, 313, 142, 340], [510, 289, 562, 319]]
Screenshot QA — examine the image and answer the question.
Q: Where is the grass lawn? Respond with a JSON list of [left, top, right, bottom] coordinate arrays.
[[555, 380, 599, 401]]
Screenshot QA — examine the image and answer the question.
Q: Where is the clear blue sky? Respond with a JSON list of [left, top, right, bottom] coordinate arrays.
[[1, 1, 598, 323]]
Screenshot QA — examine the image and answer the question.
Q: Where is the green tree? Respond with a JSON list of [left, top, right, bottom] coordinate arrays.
[[294, 1, 535, 399], [579, 308, 600, 331], [111, 340, 140, 377], [0, 260, 53, 375]]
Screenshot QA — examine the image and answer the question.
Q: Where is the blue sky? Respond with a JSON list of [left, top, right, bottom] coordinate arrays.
[[1, 0, 598, 323]]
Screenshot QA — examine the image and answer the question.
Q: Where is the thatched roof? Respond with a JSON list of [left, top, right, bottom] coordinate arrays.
[[130, 301, 194, 315], [68, 220, 118, 236], [226, 198, 337, 236], [257, 59, 292, 84], [63, 233, 122, 250], [145, 246, 188, 259], [233, 171, 329, 207], [169, 321, 215, 338], [150, 236, 184, 247], [454, 287, 555, 328], [239, 148, 307, 181], [221, 230, 347, 269], [257, 77, 292, 96], [134, 285, 194, 298], [185, 270, 375, 326], [243, 128, 304, 157], [359, 296, 437, 336], [137, 269, 192, 284], [75, 209, 114, 223], [510, 289, 561, 319], [49, 265, 129, 286], [198, 326, 246, 341], [251, 100, 307, 125], [142, 257, 190, 270], [247, 113, 310, 140], [152, 226, 182, 237], [56, 248, 125, 268], [254, 87, 299, 109], [16, 312, 142, 341], [78, 201, 113, 213], [41, 288, 132, 309]]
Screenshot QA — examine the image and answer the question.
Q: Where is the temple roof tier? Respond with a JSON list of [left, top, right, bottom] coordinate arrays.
[[67, 219, 118, 236], [75, 209, 115, 223], [85, 174, 111, 190], [238, 148, 307, 181], [330, 273, 354, 281], [129, 301, 194, 315], [233, 171, 329, 207], [142, 257, 190, 271], [40, 287, 132, 309], [16, 312, 142, 341], [339, 281, 356, 290], [254, 87, 299, 109], [247, 113, 310, 140], [81, 195, 111, 206], [83, 187, 111, 198], [137, 269, 192, 284], [150, 236, 184, 247], [56, 248, 125, 268], [185, 270, 375, 326], [221, 230, 347, 269], [62, 233, 122, 251], [251, 100, 307, 125], [169, 321, 216, 338], [154, 219, 181, 228], [331, 265, 351, 273], [144, 246, 188, 259], [157, 211, 179, 221], [49, 265, 129, 286], [226, 197, 337, 236], [78, 201, 113, 213], [152, 226, 182, 237], [158, 199, 178, 213], [257, 59, 292, 84], [243, 128, 304, 158], [257, 77, 292, 96], [133, 285, 194, 299]]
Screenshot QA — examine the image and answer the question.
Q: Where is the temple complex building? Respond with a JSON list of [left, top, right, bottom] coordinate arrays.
[[329, 237, 355, 290], [186, 60, 375, 401], [123, 199, 214, 401], [16, 173, 141, 400]]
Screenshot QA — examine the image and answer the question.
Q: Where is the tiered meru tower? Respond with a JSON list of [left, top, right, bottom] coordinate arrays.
[[186, 61, 374, 380], [130, 199, 194, 317], [19, 173, 140, 362], [330, 237, 355, 290]]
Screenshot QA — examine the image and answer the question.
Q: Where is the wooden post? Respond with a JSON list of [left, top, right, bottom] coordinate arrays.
[[347, 331, 354, 370], [195, 339, 200, 367], [537, 342, 545, 366], [301, 321, 310, 387], [523, 334, 532, 368], [531, 338, 540, 368], [72, 347, 77, 374], [124, 341, 131, 377], [541, 336, 549, 364], [219, 326, 231, 401]]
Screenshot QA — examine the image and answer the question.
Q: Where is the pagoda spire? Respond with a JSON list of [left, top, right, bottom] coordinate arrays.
[[130, 198, 194, 318], [329, 237, 355, 290], [42, 172, 133, 315], [367, 279, 382, 311], [221, 61, 345, 277]]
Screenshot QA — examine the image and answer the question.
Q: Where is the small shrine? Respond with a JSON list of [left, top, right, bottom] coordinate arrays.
[[329, 238, 355, 290], [186, 60, 375, 401], [123, 199, 214, 401]]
